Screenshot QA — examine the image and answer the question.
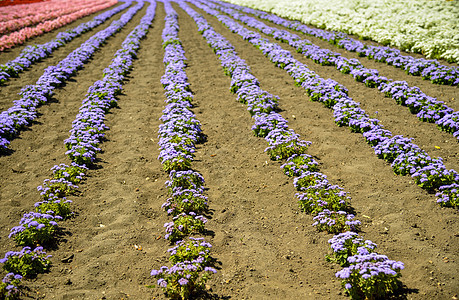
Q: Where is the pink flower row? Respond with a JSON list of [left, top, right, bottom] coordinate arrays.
[[0, 0, 95, 22], [0, 0, 117, 51], [0, 0, 111, 35]]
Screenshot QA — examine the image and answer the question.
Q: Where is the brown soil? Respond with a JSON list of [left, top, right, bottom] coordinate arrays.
[[0, 1, 457, 300]]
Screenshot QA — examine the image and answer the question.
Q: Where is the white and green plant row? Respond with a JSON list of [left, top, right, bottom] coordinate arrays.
[[220, 0, 459, 63]]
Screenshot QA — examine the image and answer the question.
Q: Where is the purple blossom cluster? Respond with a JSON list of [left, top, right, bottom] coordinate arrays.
[[195, 0, 459, 208], [1, 1, 156, 294], [335, 252, 404, 299], [8, 212, 62, 246], [182, 1, 405, 298], [150, 3, 215, 298], [0, 1, 131, 86], [0, 246, 51, 278], [0, 0, 143, 153], [212, 0, 459, 86], [207, 0, 459, 142], [0, 273, 22, 299]]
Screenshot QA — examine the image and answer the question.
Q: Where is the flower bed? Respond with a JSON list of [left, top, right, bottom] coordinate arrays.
[[0, 1, 128, 85], [194, 0, 459, 208], [149, 3, 216, 299], [0, 1, 156, 297], [0, 0, 118, 51], [0, 1, 143, 151], [180, 1, 405, 298]]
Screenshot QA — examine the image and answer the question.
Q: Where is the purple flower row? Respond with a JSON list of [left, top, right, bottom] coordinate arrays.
[[1, 2, 156, 295], [0, 1, 131, 86], [210, 0, 459, 86], [207, 2, 459, 142], [150, 2, 215, 298], [0, 0, 143, 153], [181, 1, 404, 298], [195, 0, 459, 208]]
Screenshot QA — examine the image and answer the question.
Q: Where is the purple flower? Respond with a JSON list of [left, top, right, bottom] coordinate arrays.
[[178, 277, 189, 286]]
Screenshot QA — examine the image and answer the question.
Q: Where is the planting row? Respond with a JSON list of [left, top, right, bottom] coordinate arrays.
[[194, 0, 459, 208], [0, 0, 128, 85], [220, 0, 459, 64], [0, 0, 112, 36], [150, 2, 216, 299], [0, 0, 91, 22], [0, 0, 118, 51], [0, 1, 156, 297], [180, 1, 405, 298], [0, 1, 143, 152]]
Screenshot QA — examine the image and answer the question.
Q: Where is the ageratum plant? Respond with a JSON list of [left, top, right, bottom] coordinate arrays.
[[165, 170, 205, 193], [0, 246, 51, 278], [436, 183, 459, 208], [0, 273, 22, 299], [162, 189, 208, 216], [293, 171, 328, 191], [167, 237, 213, 266], [34, 199, 73, 220], [164, 213, 207, 242], [296, 184, 350, 215], [264, 129, 310, 160], [336, 253, 404, 300], [8, 212, 62, 246], [50, 162, 87, 184], [36, 178, 78, 200], [281, 153, 319, 177], [252, 112, 289, 138], [326, 232, 377, 267], [312, 210, 361, 234], [150, 261, 216, 300]]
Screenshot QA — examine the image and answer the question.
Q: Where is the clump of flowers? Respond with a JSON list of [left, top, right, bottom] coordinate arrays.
[[34, 199, 73, 220], [165, 170, 205, 193], [164, 213, 207, 242], [36, 178, 78, 200], [264, 129, 310, 160], [281, 153, 319, 177], [312, 210, 361, 234], [50, 162, 87, 184], [326, 232, 377, 267], [293, 171, 328, 191], [296, 184, 350, 215], [151, 261, 216, 300], [252, 112, 288, 138], [8, 212, 62, 246], [336, 253, 404, 299], [0, 247, 51, 278], [168, 237, 213, 266], [436, 183, 459, 208], [162, 189, 208, 216], [0, 273, 22, 299]]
